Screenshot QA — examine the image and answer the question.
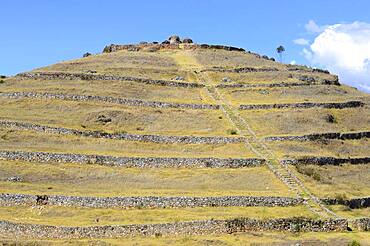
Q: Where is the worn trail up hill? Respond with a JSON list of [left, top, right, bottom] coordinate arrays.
[[0, 36, 369, 243]]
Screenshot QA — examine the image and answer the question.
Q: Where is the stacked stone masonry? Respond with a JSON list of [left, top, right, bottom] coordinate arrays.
[[322, 197, 370, 209], [0, 120, 245, 144], [281, 157, 370, 166], [0, 92, 220, 110], [201, 66, 279, 73], [102, 43, 246, 53], [0, 193, 303, 209], [15, 72, 338, 90], [265, 131, 370, 141], [0, 150, 265, 168], [16, 72, 205, 88], [352, 218, 370, 231], [216, 82, 313, 89], [239, 101, 364, 110], [0, 218, 349, 239]]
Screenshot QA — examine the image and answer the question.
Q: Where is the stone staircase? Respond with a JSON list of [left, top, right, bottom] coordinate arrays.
[[194, 60, 339, 219]]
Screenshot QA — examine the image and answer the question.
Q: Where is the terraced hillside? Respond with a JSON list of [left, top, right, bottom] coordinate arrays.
[[0, 38, 369, 244]]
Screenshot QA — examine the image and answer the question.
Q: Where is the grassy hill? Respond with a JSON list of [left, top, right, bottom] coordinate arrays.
[[0, 38, 369, 244]]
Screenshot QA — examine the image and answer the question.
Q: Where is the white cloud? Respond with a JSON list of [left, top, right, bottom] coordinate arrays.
[[290, 60, 297, 65], [305, 20, 326, 33], [304, 21, 370, 92], [293, 38, 310, 46]]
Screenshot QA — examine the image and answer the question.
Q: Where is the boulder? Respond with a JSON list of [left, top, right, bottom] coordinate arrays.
[[173, 76, 185, 81], [222, 77, 231, 83], [182, 38, 193, 44], [168, 35, 181, 44], [7, 176, 23, 182]]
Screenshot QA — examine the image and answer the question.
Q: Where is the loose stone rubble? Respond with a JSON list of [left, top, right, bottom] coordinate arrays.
[[0, 193, 303, 208], [0, 150, 265, 168]]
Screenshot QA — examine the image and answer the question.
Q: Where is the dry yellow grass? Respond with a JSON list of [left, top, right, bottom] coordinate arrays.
[[240, 106, 370, 137], [267, 139, 370, 159], [0, 129, 254, 158], [0, 161, 293, 197], [329, 205, 370, 219], [2, 232, 368, 246], [0, 98, 233, 136], [1, 78, 215, 104], [0, 205, 314, 227], [290, 164, 370, 199], [219, 85, 367, 105], [0, 45, 369, 241]]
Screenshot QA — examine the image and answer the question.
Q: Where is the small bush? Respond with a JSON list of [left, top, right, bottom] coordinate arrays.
[[348, 240, 361, 246], [227, 129, 237, 135], [0, 80, 5, 84], [0, 75, 6, 79], [324, 114, 337, 123]]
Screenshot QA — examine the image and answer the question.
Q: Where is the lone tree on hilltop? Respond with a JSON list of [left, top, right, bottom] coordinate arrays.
[[276, 45, 285, 63]]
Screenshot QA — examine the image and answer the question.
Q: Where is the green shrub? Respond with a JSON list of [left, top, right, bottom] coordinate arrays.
[[227, 129, 238, 135], [0, 80, 5, 84], [348, 240, 361, 246]]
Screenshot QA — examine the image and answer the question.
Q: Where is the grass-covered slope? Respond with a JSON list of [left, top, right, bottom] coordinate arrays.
[[0, 41, 369, 242]]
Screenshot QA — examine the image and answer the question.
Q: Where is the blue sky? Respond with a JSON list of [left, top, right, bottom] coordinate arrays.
[[1, 0, 370, 91]]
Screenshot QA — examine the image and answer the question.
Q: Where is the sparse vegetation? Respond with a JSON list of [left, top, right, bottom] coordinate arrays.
[[0, 42, 368, 241], [227, 129, 238, 135], [348, 240, 361, 246]]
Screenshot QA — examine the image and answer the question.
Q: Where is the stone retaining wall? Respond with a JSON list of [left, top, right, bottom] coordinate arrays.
[[265, 131, 370, 141], [322, 197, 370, 209], [239, 101, 364, 110], [102, 43, 246, 53], [281, 157, 370, 166], [16, 72, 205, 88], [352, 218, 370, 231], [0, 120, 244, 144], [0, 92, 220, 110], [0, 150, 264, 168], [0, 193, 303, 208], [216, 82, 312, 89], [0, 218, 348, 239], [201, 66, 279, 73]]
